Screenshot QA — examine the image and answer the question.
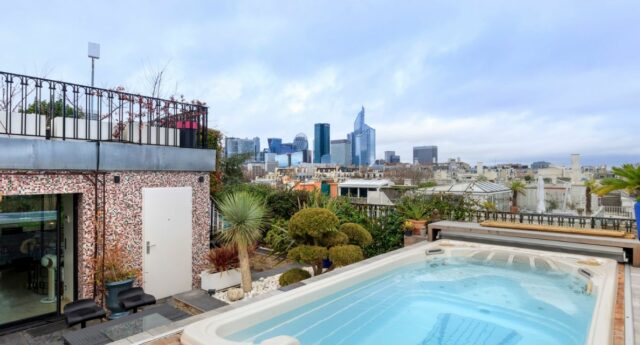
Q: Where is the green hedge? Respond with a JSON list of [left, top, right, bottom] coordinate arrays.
[[279, 268, 311, 287], [339, 223, 373, 247], [329, 245, 364, 267]]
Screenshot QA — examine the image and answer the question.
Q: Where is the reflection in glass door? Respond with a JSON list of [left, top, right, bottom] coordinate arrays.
[[0, 195, 60, 326]]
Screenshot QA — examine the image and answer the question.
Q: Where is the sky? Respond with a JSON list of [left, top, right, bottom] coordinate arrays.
[[1, 1, 639, 166]]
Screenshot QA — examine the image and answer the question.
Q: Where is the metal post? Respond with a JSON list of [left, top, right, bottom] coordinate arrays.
[[91, 58, 95, 87]]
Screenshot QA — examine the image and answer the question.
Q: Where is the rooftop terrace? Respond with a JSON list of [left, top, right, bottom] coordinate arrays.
[[1, 71, 209, 149]]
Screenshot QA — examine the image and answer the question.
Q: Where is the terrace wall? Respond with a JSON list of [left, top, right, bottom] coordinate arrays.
[[0, 170, 210, 299]]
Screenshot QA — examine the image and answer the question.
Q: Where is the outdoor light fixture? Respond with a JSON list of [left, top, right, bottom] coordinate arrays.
[[198, 176, 205, 183], [114, 176, 120, 184], [87, 42, 100, 87]]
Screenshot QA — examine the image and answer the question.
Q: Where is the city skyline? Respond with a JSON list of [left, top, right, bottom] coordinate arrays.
[[2, 1, 638, 166]]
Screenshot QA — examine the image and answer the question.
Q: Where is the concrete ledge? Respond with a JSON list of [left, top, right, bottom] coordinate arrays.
[[0, 137, 215, 172]]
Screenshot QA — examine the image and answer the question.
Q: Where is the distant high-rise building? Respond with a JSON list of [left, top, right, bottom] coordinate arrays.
[[413, 146, 438, 165], [293, 133, 309, 151], [280, 143, 294, 154], [253, 137, 260, 157], [314, 123, 331, 163], [225, 137, 259, 160], [531, 161, 551, 170], [268, 138, 282, 154], [331, 139, 352, 166], [348, 107, 376, 166], [385, 150, 400, 164]]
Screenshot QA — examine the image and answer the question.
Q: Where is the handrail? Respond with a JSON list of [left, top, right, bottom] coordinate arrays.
[[1, 70, 209, 148]]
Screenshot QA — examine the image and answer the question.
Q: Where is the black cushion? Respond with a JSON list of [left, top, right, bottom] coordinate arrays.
[[117, 287, 156, 311], [63, 299, 106, 327]]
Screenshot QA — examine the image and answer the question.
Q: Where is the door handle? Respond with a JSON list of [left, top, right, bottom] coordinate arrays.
[[146, 241, 156, 254]]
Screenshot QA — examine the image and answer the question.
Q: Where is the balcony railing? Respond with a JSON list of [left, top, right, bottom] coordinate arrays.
[[1, 71, 208, 148], [354, 204, 637, 234]]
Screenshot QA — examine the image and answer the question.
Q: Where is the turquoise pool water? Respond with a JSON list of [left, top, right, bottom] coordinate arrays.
[[229, 254, 596, 345]]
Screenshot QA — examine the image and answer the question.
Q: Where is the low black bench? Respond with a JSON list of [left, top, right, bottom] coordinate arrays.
[[63, 299, 107, 328], [118, 287, 156, 313]]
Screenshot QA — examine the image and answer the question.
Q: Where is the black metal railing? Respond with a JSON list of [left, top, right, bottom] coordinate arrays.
[[1, 71, 208, 148], [354, 204, 637, 234]]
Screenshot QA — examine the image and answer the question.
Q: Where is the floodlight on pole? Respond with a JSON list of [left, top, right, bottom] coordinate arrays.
[[88, 42, 100, 87]]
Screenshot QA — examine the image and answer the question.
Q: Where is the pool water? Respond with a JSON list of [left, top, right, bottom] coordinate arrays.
[[229, 255, 595, 345]]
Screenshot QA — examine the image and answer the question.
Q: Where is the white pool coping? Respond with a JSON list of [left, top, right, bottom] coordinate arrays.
[[180, 240, 618, 345]]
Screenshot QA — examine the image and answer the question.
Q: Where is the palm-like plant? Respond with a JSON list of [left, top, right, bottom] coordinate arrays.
[[217, 191, 266, 293], [583, 179, 599, 215], [509, 181, 526, 208], [596, 164, 640, 200]]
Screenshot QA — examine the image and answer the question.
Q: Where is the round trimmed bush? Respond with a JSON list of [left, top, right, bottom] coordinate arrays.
[[279, 268, 311, 287], [319, 231, 349, 247], [328, 245, 364, 267], [288, 208, 339, 242], [339, 223, 373, 247], [287, 245, 328, 264]]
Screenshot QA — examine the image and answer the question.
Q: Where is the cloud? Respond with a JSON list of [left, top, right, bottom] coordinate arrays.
[[0, 1, 639, 165]]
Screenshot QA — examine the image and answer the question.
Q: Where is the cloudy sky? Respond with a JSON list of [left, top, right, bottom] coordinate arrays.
[[2, 1, 639, 166]]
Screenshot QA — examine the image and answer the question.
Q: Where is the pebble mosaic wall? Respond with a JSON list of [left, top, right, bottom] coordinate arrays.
[[0, 170, 210, 299]]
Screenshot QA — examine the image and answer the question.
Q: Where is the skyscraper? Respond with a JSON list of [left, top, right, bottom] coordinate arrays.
[[314, 123, 331, 163], [293, 133, 309, 151], [225, 137, 260, 160], [413, 146, 438, 165], [330, 139, 352, 166], [267, 138, 282, 154], [348, 107, 376, 166], [385, 150, 400, 164]]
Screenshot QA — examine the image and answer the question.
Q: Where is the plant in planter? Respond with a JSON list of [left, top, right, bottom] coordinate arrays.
[[396, 196, 430, 236], [403, 220, 414, 236], [200, 246, 242, 291], [95, 243, 140, 319], [509, 180, 526, 213], [596, 164, 640, 238], [217, 191, 266, 293]]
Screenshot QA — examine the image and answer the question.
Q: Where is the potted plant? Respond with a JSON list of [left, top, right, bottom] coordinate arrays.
[[596, 164, 640, 238], [217, 191, 266, 293], [397, 197, 430, 236], [200, 246, 242, 291], [95, 243, 140, 319], [509, 180, 526, 213], [403, 220, 414, 237]]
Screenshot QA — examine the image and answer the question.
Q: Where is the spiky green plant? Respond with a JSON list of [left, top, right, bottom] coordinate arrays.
[[596, 165, 640, 201], [509, 181, 527, 208], [217, 191, 266, 293]]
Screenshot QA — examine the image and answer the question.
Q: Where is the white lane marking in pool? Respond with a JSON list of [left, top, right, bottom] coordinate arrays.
[[244, 271, 401, 342], [304, 287, 405, 344], [323, 291, 406, 345], [290, 279, 402, 339]]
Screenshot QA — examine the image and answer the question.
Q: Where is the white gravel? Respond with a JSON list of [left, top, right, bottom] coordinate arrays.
[[213, 267, 313, 304]]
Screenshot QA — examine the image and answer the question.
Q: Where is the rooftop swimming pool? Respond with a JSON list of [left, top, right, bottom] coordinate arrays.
[[181, 241, 618, 345]]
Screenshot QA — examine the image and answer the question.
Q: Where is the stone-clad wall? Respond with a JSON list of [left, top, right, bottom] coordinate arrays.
[[0, 170, 210, 299]]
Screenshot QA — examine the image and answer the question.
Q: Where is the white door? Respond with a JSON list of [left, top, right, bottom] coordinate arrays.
[[142, 187, 193, 299]]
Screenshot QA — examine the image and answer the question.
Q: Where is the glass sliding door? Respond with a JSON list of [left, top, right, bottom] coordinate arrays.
[[0, 194, 62, 327]]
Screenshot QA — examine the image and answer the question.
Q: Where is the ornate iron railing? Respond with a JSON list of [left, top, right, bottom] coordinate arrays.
[[1, 71, 208, 148], [354, 204, 637, 234]]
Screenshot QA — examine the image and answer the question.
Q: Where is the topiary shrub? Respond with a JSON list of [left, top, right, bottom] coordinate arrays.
[[279, 268, 311, 286], [319, 231, 349, 248], [328, 245, 364, 267], [288, 208, 339, 242], [287, 245, 328, 275], [339, 223, 373, 247]]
